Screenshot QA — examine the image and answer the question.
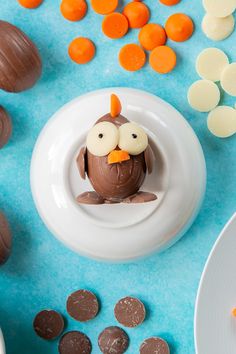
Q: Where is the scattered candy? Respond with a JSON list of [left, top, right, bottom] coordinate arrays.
[[59, 331, 92, 354], [102, 13, 129, 39], [196, 48, 229, 82], [165, 13, 194, 42], [66, 289, 99, 322], [114, 296, 146, 328], [98, 326, 129, 354], [60, 0, 87, 22], [140, 337, 170, 354], [123, 2, 150, 29], [202, 13, 235, 41], [188, 80, 220, 112], [119, 43, 146, 71], [68, 37, 95, 64], [139, 23, 167, 51], [221, 63, 236, 96], [160, 0, 181, 5], [0, 106, 12, 149], [149, 46, 177, 74], [18, 0, 43, 9], [91, 0, 118, 15], [202, 0, 236, 18], [0, 212, 12, 265], [33, 310, 64, 340], [0, 21, 42, 93], [207, 106, 236, 138]]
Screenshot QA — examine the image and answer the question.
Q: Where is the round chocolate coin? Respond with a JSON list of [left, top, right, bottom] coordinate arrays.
[[114, 296, 146, 327], [98, 326, 129, 354], [59, 331, 92, 354], [0, 212, 12, 265], [33, 310, 64, 340], [66, 289, 99, 322], [140, 337, 170, 354]]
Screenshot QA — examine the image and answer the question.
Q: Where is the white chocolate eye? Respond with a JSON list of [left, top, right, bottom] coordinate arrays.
[[86, 122, 119, 156], [118, 122, 148, 155]]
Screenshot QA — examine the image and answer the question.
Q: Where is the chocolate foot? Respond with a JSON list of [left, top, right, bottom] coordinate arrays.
[[76, 192, 105, 205], [123, 191, 157, 204]]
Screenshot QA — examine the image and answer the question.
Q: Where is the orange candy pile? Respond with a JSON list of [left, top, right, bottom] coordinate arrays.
[[18, 0, 194, 71]]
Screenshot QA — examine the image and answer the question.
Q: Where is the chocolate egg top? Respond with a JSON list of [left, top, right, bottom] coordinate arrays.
[[0, 21, 42, 93]]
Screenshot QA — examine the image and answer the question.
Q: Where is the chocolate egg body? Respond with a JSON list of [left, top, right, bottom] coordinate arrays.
[[86, 114, 147, 202], [0, 21, 42, 93]]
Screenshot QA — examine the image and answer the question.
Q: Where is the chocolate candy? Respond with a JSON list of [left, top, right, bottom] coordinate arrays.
[[0, 106, 12, 149], [59, 331, 92, 354], [0, 21, 42, 93], [0, 212, 12, 265], [114, 296, 146, 328], [33, 310, 64, 340], [66, 289, 99, 322], [98, 326, 129, 354], [139, 337, 170, 354]]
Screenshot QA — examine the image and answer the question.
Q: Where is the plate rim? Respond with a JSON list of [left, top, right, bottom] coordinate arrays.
[[194, 212, 236, 354]]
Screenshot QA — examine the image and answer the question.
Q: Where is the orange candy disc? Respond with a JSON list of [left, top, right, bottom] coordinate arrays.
[[165, 13, 194, 42], [68, 37, 96, 64], [119, 44, 146, 71], [102, 13, 129, 39], [60, 0, 87, 21], [18, 0, 43, 8], [139, 23, 167, 51], [149, 46, 177, 74], [123, 2, 150, 29]]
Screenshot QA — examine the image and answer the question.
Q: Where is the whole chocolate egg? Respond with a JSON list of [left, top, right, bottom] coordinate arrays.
[[0, 106, 12, 148], [0, 20, 42, 93], [0, 212, 12, 265]]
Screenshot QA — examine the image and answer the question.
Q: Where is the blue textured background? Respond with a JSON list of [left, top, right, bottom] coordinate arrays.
[[0, 1, 236, 353]]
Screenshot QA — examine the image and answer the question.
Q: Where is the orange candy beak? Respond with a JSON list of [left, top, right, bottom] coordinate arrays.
[[108, 150, 130, 164]]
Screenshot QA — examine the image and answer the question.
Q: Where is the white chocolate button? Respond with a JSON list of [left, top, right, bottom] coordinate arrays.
[[202, 13, 235, 41], [118, 122, 148, 155], [86, 121, 119, 156], [188, 80, 220, 112], [207, 106, 236, 137], [196, 48, 229, 82], [203, 0, 236, 18], [221, 63, 236, 96]]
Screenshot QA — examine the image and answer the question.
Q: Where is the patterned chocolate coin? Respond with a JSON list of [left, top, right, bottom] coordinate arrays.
[[67, 289, 99, 322], [98, 326, 129, 354], [140, 337, 170, 354], [33, 310, 64, 340], [114, 296, 146, 327], [0, 106, 12, 149], [59, 331, 92, 354]]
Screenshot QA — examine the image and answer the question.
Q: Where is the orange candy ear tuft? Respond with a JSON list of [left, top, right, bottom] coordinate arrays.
[[110, 94, 122, 118]]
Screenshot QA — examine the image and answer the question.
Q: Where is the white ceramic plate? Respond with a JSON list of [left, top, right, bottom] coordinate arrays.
[[0, 329, 5, 354], [30, 88, 206, 262], [195, 213, 236, 354]]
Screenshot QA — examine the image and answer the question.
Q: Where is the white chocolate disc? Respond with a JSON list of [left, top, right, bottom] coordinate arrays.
[[188, 80, 220, 112], [207, 106, 236, 137], [118, 122, 148, 155], [221, 63, 236, 96], [196, 48, 229, 82], [86, 121, 119, 156], [202, 13, 235, 41], [203, 0, 236, 18]]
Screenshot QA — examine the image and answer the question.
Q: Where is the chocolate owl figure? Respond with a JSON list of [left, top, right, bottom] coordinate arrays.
[[76, 94, 157, 204]]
